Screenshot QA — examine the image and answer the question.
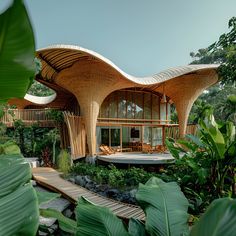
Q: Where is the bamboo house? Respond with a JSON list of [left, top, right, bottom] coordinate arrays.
[[7, 45, 219, 160]]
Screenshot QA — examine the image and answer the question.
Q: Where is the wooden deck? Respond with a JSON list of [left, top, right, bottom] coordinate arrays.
[[98, 152, 175, 165], [32, 168, 145, 221]]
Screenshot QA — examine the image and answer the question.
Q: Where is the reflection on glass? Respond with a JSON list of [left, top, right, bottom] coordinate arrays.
[[100, 90, 164, 122], [144, 93, 151, 119], [101, 128, 109, 145]]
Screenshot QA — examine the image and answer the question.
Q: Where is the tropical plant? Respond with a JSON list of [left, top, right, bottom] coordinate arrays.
[[41, 176, 190, 236], [46, 128, 60, 165], [41, 178, 236, 236], [58, 149, 71, 175], [0, 0, 35, 103], [189, 17, 236, 123], [0, 0, 40, 234], [166, 111, 236, 207], [0, 143, 39, 236], [190, 198, 236, 236]]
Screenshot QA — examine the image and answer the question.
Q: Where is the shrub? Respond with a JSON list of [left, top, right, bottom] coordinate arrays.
[[58, 150, 71, 175]]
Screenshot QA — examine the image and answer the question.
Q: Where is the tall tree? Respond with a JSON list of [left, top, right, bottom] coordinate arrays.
[[188, 17, 236, 123]]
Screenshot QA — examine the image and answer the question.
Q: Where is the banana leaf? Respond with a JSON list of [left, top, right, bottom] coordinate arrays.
[[136, 177, 189, 236], [190, 198, 236, 236], [0, 0, 35, 102], [0, 183, 39, 236], [0, 154, 31, 198], [0, 153, 39, 235], [0, 140, 21, 154], [40, 208, 78, 235], [199, 117, 225, 159], [36, 190, 61, 205], [129, 218, 147, 236], [76, 196, 130, 236]]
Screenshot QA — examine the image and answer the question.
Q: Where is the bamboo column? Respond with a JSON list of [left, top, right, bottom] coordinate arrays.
[[55, 59, 134, 159], [156, 71, 218, 138]]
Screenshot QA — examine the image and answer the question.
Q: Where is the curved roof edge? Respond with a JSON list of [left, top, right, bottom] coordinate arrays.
[[24, 93, 57, 105], [37, 44, 220, 86]]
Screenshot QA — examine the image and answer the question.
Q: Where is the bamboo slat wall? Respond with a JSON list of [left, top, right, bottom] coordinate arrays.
[[165, 124, 197, 140], [63, 111, 86, 159], [0, 109, 56, 127]]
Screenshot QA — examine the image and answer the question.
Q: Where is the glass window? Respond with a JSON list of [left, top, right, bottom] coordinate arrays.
[[101, 128, 109, 145], [160, 103, 166, 123], [144, 93, 151, 120], [152, 127, 162, 146], [135, 93, 143, 119], [99, 90, 164, 122], [118, 91, 127, 118], [109, 93, 117, 118], [152, 94, 160, 121], [100, 97, 109, 118], [127, 92, 133, 119]]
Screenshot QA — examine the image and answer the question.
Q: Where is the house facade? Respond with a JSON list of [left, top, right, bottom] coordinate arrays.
[[7, 45, 219, 159]]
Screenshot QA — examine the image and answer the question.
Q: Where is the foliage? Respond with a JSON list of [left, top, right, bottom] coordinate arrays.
[[46, 109, 64, 124], [136, 177, 189, 236], [190, 198, 236, 236], [0, 140, 21, 154], [58, 149, 71, 175], [70, 162, 170, 189], [209, 17, 236, 85], [166, 112, 236, 214], [189, 17, 236, 123], [46, 128, 60, 165], [0, 0, 40, 235], [0, 0, 35, 103], [27, 80, 54, 96], [41, 146, 52, 167], [197, 85, 236, 123], [0, 147, 39, 235], [190, 17, 236, 85], [187, 99, 213, 124], [41, 177, 190, 236]]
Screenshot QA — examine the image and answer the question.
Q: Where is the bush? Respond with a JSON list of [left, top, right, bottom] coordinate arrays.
[[58, 150, 71, 175], [70, 163, 167, 189]]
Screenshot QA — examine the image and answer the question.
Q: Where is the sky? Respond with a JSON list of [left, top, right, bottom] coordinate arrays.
[[1, 0, 236, 76]]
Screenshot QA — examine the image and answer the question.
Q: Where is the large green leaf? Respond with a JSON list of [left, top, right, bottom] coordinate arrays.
[[0, 183, 39, 236], [136, 177, 189, 236], [0, 140, 21, 154], [40, 208, 78, 235], [36, 190, 61, 205], [199, 116, 225, 159], [0, 0, 35, 102], [129, 218, 147, 236], [0, 154, 31, 198], [0, 153, 39, 235], [190, 198, 236, 236], [76, 196, 130, 236]]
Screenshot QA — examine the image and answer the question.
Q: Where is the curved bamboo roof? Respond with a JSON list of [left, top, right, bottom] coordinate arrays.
[[36, 44, 219, 86]]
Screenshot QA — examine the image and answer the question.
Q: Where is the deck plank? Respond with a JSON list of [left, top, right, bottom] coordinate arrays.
[[32, 167, 145, 221]]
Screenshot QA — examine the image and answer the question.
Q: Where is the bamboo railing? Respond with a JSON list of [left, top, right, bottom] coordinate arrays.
[[0, 109, 197, 149], [164, 124, 197, 140], [0, 109, 56, 127]]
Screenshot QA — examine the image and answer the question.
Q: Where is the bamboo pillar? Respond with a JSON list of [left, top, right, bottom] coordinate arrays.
[[157, 71, 218, 138], [55, 59, 133, 159]]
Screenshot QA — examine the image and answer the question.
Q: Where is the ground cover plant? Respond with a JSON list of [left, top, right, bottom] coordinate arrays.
[[70, 162, 172, 189]]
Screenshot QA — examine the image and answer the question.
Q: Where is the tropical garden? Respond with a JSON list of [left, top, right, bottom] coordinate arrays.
[[0, 0, 235, 235]]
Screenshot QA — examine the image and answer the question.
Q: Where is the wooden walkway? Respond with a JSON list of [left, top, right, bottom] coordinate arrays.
[[32, 168, 145, 221]]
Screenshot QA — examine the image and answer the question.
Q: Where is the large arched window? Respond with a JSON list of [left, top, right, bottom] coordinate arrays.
[[98, 89, 170, 123]]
